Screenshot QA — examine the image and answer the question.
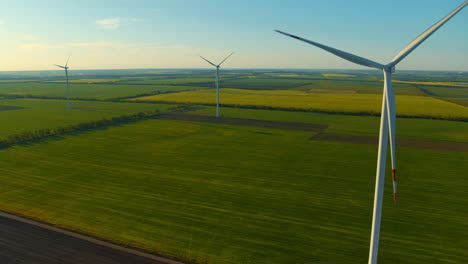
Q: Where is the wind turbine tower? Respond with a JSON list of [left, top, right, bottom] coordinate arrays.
[[200, 53, 234, 117], [54, 57, 71, 109], [276, 1, 467, 263]]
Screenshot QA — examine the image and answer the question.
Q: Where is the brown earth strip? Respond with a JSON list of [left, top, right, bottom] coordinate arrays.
[[157, 113, 467, 152], [156, 113, 329, 132], [0, 105, 26, 111], [0, 211, 187, 264], [313, 133, 468, 152]]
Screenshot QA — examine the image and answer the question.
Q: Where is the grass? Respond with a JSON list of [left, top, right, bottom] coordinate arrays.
[[130, 88, 468, 119], [322, 74, 356, 78], [0, 80, 38, 83], [294, 81, 419, 95], [268, 74, 301, 77], [120, 78, 216, 85], [0, 118, 465, 264], [221, 78, 315, 90], [394, 80, 468, 87], [46, 79, 122, 83], [420, 86, 468, 98], [0, 99, 173, 140], [188, 107, 468, 143], [0, 82, 208, 99]]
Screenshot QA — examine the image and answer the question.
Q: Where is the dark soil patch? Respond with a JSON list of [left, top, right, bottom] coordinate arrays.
[[0, 105, 26, 111], [156, 113, 328, 132], [314, 133, 468, 152]]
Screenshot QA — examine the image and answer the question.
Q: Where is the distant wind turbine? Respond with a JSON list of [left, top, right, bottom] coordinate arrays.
[[276, 1, 467, 263], [200, 53, 234, 117], [54, 56, 71, 109]]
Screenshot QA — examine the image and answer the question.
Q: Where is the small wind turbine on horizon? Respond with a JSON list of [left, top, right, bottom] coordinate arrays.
[[276, 1, 467, 264], [54, 56, 71, 109], [200, 53, 234, 117]]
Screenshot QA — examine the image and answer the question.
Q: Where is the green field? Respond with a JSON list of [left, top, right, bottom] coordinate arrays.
[[420, 86, 468, 98], [221, 78, 316, 89], [119, 78, 217, 85], [393, 80, 468, 88], [0, 70, 466, 264], [188, 107, 468, 143], [294, 81, 420, 95], [0, 82, 208, 99], [0, 117, 465, 264], [0, 99, 173, 139], [131, 88, 468, 119]]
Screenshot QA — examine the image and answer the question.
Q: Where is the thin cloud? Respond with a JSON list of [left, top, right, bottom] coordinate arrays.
[[20, 43, 65, 50], [22, 34, 36, 41], [0, 20, 5, 25], [96, 17, 141, 29], [69, 41, 127, 48]]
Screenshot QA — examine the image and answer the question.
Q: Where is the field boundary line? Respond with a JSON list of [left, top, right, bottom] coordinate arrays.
[[156, 112, 329, 132], [132, 101, 468, 122], [414, 85, 468, 108], [313, 133, 468, 152], [0, 210, 190, 264]]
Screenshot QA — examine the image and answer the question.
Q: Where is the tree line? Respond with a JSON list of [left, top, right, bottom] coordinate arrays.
[[0, 105, 188, 147]]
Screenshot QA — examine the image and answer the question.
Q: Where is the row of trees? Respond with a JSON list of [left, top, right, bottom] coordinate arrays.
[[4, 92, 182, 103], [0, 105, 189, 147]]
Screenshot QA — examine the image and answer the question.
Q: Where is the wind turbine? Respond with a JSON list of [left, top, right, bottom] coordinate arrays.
[[276, 1, 467, 263], [54, 56, 71, 109], [200, 53, 234, 117]]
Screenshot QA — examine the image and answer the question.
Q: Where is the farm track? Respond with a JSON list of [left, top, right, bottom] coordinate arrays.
[[314, 133, 468, 152], [158, 113, 468, 152], [414, 85, 468, 108], [155, 112, 329, 132], [0, 105, 26, 111], [0, 211, 187, 264]]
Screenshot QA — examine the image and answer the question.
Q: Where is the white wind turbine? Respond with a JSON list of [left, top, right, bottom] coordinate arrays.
[[54, 56, 71, 109], [200, 53, 234, 117], [276, 1, 467, 263]]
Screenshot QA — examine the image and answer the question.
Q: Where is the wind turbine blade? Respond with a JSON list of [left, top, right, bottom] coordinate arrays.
[[218, 52, 234, 66], [200, 56, 217, 67], [383, 71, 397, 204], [54, 64, 66, 69], [388, 0, 468, 68], [275, 30, 384, 70], [65, 55, 71, 67]]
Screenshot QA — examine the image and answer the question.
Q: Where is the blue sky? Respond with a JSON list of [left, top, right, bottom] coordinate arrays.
[[0, 0, 467, 71]]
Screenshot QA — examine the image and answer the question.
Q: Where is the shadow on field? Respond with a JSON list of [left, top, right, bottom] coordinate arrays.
[[155, 112, 329, 132], [158, 113, 468, 153], [71, 107, 113, 112], [0, 105, 27, 111], [313, 133, 468, 152], [0, 117, 155, 150]]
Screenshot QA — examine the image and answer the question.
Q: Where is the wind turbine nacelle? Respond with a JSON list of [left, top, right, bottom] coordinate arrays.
[[384, 65, 396, 73]]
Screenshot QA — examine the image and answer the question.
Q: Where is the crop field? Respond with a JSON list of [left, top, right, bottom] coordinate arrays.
[[188, 107, 468, 143], [0, 116, 465, 264], [263, 73, 325, 79], [130, 88, 468, 119], [420, 86, 468, 98], [293, 81, 419, 95], [322, 73, 357, 78], [0, 69, 466, 264], [221, 78, 316, 89], [46, 79, 122, 83], [119, 78, 218, 85], [0, 82, 209, 99], [393, 80, 468, 87], [0, 80, 38, 83], [0, 99, 173, 139]]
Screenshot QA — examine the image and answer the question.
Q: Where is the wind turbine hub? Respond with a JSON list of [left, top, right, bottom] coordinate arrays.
[[384, 65, 395, 73]]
